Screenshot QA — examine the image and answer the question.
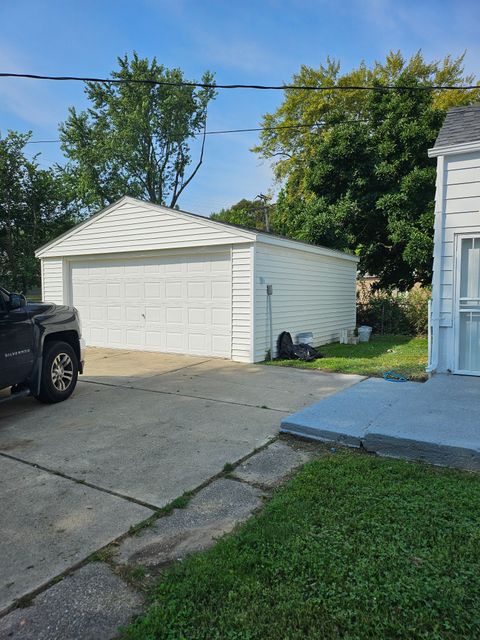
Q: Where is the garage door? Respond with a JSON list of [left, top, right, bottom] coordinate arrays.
[[70, 252, 232, 357]]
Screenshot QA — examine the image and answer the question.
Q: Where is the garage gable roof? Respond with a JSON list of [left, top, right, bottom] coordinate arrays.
[[36, 196, 257, 258], [36, 196, 358, 263]]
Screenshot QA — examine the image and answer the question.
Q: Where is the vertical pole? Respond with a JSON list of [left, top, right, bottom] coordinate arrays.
[[256, 194, 270, 232], [264, 206, 270, 233], [267, 284, 273, 360], [427, 298, 432, 369]]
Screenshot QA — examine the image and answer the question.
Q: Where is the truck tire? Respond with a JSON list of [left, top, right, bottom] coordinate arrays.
[[36, 341, 79, 404]]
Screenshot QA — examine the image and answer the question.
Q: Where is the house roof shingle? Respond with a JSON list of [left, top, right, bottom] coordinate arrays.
[[433, 105, 480, 149]]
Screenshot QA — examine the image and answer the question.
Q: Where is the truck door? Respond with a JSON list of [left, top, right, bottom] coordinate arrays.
[[0, 289, 35, 389]]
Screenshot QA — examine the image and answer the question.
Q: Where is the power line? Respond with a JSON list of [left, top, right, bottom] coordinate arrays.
[[26, 139, 60, 144], [205, 123, 322, 135], [0, 72, 478, 91], [25, 121, 367, 145]]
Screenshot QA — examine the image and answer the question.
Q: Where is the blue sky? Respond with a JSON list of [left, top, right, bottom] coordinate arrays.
[[1, 0, 479, 215]]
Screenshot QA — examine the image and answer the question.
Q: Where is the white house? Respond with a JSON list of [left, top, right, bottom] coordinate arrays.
[[36, 196, 358, 363], [429, 105, 480, 375]]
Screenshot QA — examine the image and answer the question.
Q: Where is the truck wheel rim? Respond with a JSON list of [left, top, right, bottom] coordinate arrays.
[[51, 353, 73, 391]]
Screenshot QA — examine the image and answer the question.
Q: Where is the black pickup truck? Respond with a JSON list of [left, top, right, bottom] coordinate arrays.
[[0, 286, 84, 404]]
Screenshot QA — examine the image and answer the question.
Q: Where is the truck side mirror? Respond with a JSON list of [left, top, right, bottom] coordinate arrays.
[[8, 292, 26, 310]]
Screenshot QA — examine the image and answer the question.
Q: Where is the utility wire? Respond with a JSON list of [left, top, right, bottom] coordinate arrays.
[[205, 123, 323, 134], [27, 139, 60, 144], [26, 121, 367, 144], [1, 72, 479, 91]]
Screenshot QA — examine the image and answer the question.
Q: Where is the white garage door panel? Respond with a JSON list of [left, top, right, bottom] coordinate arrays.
[[71, 252, 232, 357]]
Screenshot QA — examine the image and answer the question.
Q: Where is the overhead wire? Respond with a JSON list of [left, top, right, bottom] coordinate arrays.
[[0, 72, 479, 91], [9, 72, 474, 218], [25, 120, 369, 145], [9, 70, 474, 145], [6, 71, 478, 146]]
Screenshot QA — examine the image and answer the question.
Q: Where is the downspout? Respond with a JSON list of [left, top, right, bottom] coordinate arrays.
[[427, 298, 432, 368], [427, 154, 446, 375], [250, 244, 256, 363], [267, 283, 273, 360]]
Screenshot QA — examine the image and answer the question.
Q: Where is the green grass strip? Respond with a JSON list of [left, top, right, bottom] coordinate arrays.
[[123, 451, 480, 639], [267, 335, 428, 381]]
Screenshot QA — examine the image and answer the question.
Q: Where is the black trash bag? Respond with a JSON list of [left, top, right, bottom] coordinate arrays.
[[293, 343, 321, 362], [277, 331, 295, 359], [277, 331, 322, 362]]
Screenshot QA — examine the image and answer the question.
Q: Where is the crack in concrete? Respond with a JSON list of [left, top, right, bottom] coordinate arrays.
[[0, 450, 162, 512], [80, 379, 287, 413], [0, 435, 280, 620]]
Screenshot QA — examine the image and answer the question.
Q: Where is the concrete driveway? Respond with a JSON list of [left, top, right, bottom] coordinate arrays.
[[0, 348, 362, 614]]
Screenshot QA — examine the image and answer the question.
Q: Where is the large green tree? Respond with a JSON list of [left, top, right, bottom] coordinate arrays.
[[255, 52, 479, 289], [60, 53, 216, 210], [0, 131, 77, 292]]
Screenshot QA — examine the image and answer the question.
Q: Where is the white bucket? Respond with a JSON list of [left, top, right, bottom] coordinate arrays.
[[358, 326, 372, 343]]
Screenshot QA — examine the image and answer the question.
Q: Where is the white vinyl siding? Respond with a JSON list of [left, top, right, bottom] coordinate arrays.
[[253, 243, 357, 361], [231, 245, 253, 362], [41, 258, 64, 304], [38, 199, 252, 258], [434, 151, 480, 372]]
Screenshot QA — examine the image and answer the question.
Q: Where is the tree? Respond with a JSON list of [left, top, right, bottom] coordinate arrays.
[[60, 53, 216, 211], [255, 52, 477, 188], [0, 131, 77, 292], [254, 52, 480, 289], [210, 197, 275, 230]]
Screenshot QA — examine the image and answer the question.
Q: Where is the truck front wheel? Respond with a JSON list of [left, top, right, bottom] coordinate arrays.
[[36, 341, 79, 403]]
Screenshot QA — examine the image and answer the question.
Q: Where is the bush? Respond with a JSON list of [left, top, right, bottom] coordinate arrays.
[[403, 287, 431, 335], [357, 287, 430, 336]]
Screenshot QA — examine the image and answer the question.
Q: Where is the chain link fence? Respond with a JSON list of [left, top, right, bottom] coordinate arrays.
[[356, 288, 430, 336]]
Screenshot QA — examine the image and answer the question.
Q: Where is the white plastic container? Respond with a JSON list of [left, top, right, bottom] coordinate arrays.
[[296, 331, 314, 346], [358, 326, 372, 343]]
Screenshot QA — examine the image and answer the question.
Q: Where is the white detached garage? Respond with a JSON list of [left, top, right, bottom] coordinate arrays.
[[36, 196, 358, 363]]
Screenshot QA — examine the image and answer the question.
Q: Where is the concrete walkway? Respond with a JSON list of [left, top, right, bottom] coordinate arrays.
[[281, 374, 480, 470], [0, 439, 316, 640]]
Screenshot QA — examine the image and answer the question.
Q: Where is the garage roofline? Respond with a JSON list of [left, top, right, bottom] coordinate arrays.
[[35, 196, 358, 263]]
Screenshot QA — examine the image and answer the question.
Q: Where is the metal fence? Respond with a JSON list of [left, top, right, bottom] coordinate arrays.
[[356, 298, 425, 336]]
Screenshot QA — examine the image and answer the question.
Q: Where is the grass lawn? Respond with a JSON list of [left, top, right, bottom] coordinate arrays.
[[123, 451, 480, 640], [266, 334, 428, 381]]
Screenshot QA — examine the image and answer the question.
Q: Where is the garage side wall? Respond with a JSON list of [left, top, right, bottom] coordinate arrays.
[[231, 245, 254, 362], [41, 258, 65, 304], [253, 243, 356, 362]]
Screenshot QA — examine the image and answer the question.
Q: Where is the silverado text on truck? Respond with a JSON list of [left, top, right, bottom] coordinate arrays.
[[0, 286, 84, 404]]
